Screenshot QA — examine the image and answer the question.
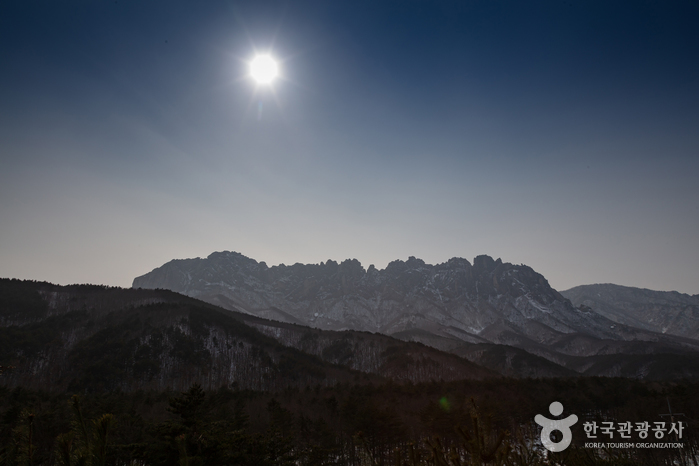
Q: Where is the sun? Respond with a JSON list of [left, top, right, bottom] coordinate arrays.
[[249, 54, 279, 85]]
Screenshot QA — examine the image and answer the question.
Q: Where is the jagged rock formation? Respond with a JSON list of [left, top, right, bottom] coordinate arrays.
[[132, 252, 699, 366], [561, 283, 699, 340]]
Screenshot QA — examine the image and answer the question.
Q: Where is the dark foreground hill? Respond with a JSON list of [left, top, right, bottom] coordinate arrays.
[[3, 276, 699, 397], [0, 279, 493, 393]]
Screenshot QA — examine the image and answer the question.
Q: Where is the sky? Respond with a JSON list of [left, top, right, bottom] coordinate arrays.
[[1, 0, 698, 294]]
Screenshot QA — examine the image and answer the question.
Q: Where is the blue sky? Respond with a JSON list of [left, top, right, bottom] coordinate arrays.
[[1, 0, 698, 293]]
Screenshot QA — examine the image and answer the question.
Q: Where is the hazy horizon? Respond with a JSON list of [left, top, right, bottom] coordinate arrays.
[[2, 0, 698, 294], [4, 249, 697, 297]]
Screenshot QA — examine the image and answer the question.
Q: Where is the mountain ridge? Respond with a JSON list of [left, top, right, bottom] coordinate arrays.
[[561, 283, 699, 340], [132, 252, 699, 372]]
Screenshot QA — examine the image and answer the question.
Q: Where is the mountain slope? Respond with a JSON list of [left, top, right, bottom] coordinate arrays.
[[0, 279, 495, 392], [561, 284, 699, 340]]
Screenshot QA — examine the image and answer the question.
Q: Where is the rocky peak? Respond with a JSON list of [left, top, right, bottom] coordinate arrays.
[[473, 255, 500, 273]]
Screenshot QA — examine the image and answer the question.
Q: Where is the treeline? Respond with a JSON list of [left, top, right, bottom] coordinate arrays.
[[1, 377, 699, 465]]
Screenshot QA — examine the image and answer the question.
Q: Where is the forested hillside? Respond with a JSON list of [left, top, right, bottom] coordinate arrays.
[[0, 279, 493, 393], [2, 378, 698, 465]]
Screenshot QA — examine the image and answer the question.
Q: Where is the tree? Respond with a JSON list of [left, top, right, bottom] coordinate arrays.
[[54, 395, 114, 466]]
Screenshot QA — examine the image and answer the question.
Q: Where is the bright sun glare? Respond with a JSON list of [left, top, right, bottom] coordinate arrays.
[[250, 55, 279, 84]]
